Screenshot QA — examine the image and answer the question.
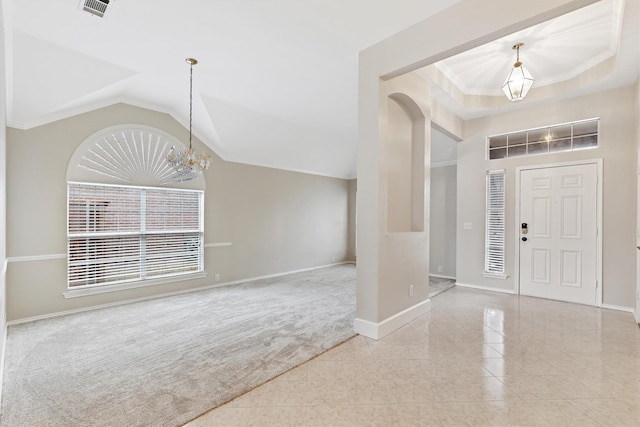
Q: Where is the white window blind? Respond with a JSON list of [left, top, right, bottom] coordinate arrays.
[[485, 170, 505, 274], [67, 182, 203, 288]]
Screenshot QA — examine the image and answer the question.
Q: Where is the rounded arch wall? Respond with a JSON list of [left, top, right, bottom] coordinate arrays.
[[386, 92, 427, 233]]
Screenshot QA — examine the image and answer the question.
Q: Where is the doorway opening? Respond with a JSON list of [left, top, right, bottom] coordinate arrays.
[[429, 125, 458, 297]]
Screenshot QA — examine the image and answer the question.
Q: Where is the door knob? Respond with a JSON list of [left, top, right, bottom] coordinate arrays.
[[522, 237, 528, 242]]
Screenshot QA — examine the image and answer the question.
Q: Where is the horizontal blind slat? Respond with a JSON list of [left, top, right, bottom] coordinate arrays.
[[68, 183, 204, 288]]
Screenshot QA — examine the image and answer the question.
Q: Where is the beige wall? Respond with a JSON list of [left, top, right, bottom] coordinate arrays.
[[430, 165, 456, 278], [386, 96, 416, 233], [458, 86, 637, 308], [636, 79, 640, 322], [0, 0, 8, 385], [347, 179, 357, 262], [356, 0, 594, 338], [379, 74, 431, 321], [6, 103, 351, 321]]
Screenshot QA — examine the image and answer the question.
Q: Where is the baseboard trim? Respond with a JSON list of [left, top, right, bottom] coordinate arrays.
[[455, 281, 516, 295], [354, 298, 431, 340], [0, 321, 7, 408], [7, 261, 353, 326], [1, 259, 7, 407], [601, 303, 635, 314], [429, 273, 456, 280], [63, 272, 208, 299]]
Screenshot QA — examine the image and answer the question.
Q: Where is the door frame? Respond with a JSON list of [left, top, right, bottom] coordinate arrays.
[[636, 145, 640, 324], [514, 158, 603, 307]]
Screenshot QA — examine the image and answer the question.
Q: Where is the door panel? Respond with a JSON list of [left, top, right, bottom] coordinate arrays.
[[531, 249, 550, 283], [561, 195, 581, 238], [532, 197, 551, 237], [519, 163, 597, 305], [560, 249, 581, 287]]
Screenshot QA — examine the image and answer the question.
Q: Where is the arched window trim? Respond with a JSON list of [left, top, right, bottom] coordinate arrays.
[[67, 124, 205, 189], [65, 125, 206, 297]]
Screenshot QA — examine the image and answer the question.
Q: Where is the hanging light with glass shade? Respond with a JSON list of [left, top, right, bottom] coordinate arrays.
[[501, 43, 534, 102], [167, 58, 212, 177]]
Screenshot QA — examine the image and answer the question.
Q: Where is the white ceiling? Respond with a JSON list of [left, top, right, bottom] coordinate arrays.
[[428, 0, 639, 121], [3, 0, 639, 179]]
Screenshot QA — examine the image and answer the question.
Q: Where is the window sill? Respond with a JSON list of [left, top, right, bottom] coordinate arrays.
[[63, 272, 207, 299], [482, 272, 509, 280]]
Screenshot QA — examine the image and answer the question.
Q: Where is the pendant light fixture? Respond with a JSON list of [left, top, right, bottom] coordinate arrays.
[[501, 43, 534, 102], [167, 58, 212, 177]]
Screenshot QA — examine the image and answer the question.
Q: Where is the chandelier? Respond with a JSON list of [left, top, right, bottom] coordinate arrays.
[[501, 43, 534, 102], [167, 58, 212, 176]]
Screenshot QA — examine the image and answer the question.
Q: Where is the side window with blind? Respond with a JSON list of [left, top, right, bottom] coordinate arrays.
[[484, 170, 505, 275], [67, 182, 203, 288]]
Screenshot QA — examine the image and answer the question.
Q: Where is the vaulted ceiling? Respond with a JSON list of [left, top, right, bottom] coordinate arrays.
[[3, 0, 639, 179]]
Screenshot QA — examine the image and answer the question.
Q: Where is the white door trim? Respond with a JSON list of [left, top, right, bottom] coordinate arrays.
[[514, 159, 603, 307], [636, 145, 640, 324]]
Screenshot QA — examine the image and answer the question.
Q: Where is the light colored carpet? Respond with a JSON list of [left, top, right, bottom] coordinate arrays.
[[1, 264, 356, 427]]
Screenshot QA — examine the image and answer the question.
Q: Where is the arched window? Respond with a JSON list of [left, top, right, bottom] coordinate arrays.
[[66, 125, 206, 293]]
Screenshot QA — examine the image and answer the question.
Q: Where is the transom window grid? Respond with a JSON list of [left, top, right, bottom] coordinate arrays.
[[488, 119, 599, 160], [67, 182, 204, 288], [485, 170, 505, 275]]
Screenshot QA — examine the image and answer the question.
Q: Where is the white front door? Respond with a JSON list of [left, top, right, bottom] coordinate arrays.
[[519, 163, 598, 305]]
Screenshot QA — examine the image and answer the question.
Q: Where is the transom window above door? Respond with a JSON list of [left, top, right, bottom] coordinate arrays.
[[487, 118, 599, 160]]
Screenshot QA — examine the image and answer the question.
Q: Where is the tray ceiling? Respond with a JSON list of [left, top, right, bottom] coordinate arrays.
[[3, 0, 639, 178]]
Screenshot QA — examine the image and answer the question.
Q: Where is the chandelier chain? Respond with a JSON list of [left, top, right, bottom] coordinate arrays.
[[189, 61, 193, 149], [166, 57, 212, 180]]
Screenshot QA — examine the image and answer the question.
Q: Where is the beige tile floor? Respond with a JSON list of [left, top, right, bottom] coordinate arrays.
[[185, 286, 640, 426]]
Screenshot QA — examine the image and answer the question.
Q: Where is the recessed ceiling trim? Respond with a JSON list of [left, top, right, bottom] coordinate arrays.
[[433, 0, 624, 97]]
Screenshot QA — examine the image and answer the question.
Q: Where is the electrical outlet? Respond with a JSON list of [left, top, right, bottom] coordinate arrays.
[[409, 285, 414, 297], [214, 273, 220, 281], [437, 266, 443, 273]]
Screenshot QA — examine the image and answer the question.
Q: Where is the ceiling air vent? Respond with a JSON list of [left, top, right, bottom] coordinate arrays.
[[82, 0, 110, 17]]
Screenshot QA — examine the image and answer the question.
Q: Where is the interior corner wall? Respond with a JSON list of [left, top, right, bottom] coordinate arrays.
[[458, 85, 637, 308], [347, 179, 357, 262], [386, 95, 420, 233], [5, 103, 351, 321], [377, 74, 431, 322], [635, 79, 640, 322], [429, 165, 456, 278], [357, 0, 598, 338], [0, 0, 8, 402]]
